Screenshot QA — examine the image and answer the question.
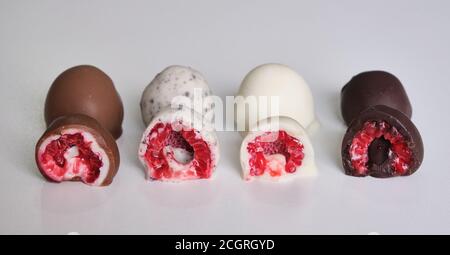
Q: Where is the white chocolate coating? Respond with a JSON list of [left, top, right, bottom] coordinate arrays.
[[140, 65, 214, 126], [235, 63, 318, 135], [240, 117, 316, 181]]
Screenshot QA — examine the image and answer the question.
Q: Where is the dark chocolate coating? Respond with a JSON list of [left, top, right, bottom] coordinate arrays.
[[341, 71, 412, 126], [35, 114, 120, 186], [45, 65, 124, 139], [342, 105, 423, 178]]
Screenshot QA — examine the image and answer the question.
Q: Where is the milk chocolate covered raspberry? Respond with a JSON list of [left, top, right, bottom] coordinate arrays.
[[36, 65, 122, 186], [36, 115, 120, 186]]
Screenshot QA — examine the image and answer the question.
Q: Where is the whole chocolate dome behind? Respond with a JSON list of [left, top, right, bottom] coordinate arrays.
[[341, 71, 412, 126], [44, 65, 124, 139]]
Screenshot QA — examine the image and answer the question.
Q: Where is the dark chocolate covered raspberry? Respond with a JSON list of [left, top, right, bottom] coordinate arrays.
[[342, 105, 423, 177]]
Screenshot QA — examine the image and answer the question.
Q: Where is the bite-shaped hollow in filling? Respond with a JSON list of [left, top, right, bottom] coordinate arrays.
[[245, 130, 306, 180], [141, 122, 214, 181], [36, 130, 110, 186], [349, 121, 412, 176]]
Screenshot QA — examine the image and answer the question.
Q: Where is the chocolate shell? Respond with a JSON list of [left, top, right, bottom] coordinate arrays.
[[45, 65, 124, 139], [342, 105, 423, 178], [341, 71, 412, 126], [35, 114, 120, 186]]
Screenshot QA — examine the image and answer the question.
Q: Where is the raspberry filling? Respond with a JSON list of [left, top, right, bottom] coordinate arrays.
[[40, 133, 103, 184], [349, 121, 413, 175], [247, 130, 304, 177], [144, 122, 212, 180]]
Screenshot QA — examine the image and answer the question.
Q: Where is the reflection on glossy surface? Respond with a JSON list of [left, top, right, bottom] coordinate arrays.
[[39, 181, 118, 234], [244, 179, 315, 207], [39, 181, 116, 213], [138, 179, 220, 209]]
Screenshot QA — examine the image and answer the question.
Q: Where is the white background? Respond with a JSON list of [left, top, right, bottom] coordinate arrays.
[[0, 0, 449, 234]]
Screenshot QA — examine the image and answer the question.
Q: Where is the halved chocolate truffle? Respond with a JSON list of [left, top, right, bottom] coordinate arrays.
[[342, 105, 423, 178], [35, 114, 120, 186], [341, 71, 412, 126]]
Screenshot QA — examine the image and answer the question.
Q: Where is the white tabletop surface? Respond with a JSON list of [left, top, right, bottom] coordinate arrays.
[[1, 0, 449, 234]]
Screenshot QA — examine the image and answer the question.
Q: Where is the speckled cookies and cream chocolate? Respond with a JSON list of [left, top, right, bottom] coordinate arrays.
[[139, 66, 220, 182], [140, 65, 215, 126]]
